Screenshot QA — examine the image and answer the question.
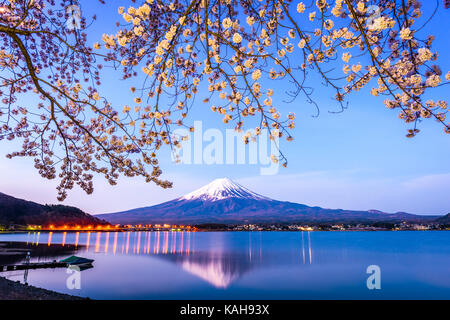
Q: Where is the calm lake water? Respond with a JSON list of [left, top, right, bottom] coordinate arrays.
[[0, 231, 449, 299]]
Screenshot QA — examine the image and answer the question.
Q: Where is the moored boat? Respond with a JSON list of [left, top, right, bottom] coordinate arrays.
[[60, 256, 94, 267]]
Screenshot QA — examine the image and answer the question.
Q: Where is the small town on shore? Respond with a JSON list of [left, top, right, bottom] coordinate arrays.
[[1, 221, 449, 233]]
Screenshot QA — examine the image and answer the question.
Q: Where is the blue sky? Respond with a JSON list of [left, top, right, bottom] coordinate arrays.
[[0, 1, 449, 215]]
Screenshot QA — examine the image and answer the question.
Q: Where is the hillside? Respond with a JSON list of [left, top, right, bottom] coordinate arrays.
[[435, 213, 450, 224], [0, 192, 108, 226]]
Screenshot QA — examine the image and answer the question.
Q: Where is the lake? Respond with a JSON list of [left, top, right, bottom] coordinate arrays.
[[0, 231, 449, 299]]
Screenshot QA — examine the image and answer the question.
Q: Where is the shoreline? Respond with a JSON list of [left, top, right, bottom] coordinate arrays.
[[0, 276, 90, 300], [0, 241, 88, 300], [0, 276, 87, 300], [0, 229, 449, 235]]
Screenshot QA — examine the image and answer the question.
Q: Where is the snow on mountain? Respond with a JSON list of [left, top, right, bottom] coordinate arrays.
[[98, 177, 438, 224], [179, 178, 272, 202]]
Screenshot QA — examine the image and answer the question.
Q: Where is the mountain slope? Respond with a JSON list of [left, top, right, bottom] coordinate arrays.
[[435, 213, 450, 224], [99, 178, 438, 224], [0, 192, 108, 226]]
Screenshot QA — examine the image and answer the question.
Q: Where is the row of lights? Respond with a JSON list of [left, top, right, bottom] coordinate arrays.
[[37, 224, 194, 231], [131, 224, 192, 229], [46, 225, 118, 230]]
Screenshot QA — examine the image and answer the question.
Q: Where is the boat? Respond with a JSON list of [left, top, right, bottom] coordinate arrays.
[[60, 255, 94, 267]]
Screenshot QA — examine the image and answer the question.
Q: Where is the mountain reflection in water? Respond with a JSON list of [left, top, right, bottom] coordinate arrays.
[[177, 252, 254, 288], [1, 231, 449, 299], [23, 230, 313, 288]]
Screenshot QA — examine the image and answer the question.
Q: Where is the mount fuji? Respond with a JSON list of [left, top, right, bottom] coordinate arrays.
[[179, 178, 271, 202], [99, 178, 438, 224]]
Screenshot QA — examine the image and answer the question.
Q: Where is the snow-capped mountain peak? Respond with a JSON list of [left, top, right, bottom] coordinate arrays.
[[101, 177, 432, 225], [179, 178, 271, 202]]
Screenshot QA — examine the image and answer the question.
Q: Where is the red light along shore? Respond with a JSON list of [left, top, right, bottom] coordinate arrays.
[[3, 224, 197, 233]]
